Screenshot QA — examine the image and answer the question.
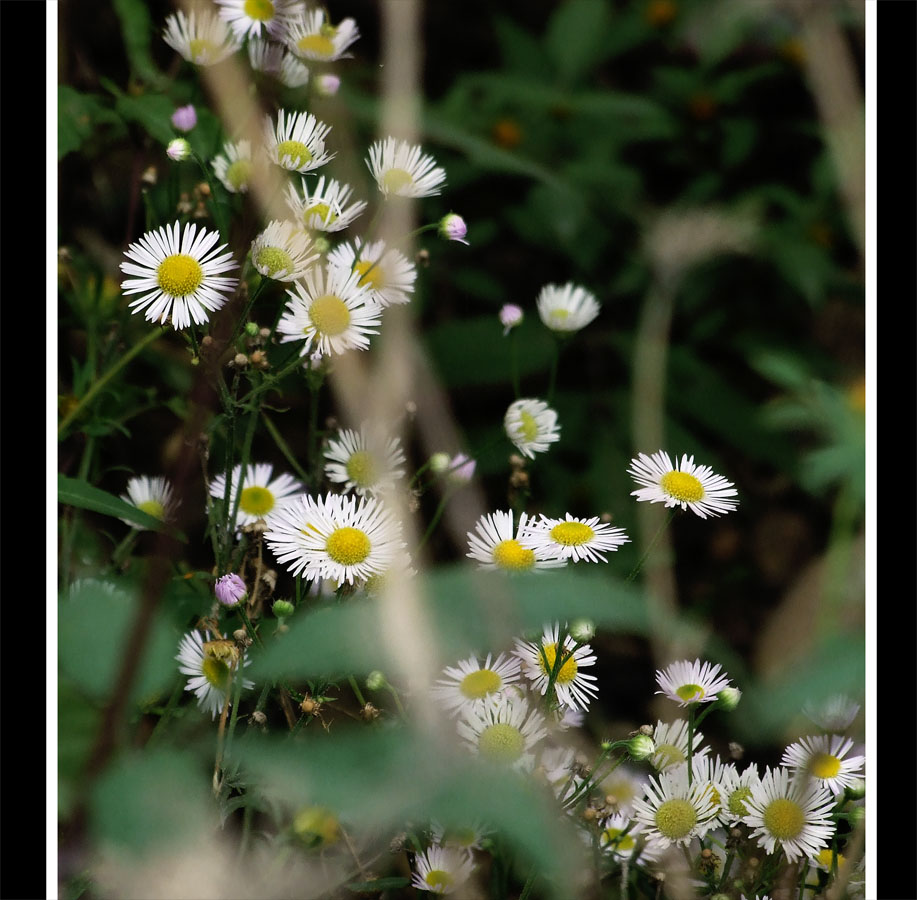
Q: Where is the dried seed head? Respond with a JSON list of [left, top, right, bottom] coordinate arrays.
[[360, 703, 379, 721]]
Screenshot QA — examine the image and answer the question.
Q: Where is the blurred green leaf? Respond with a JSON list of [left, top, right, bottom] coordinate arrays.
[[58, 86, 125, 160], [112, 0, 166, 87], [720, 118, 757, 167], [59, 681, 103, 817], [545, 0, 612, 85], [110, 88, 176, 146], [493, 15, 547, 78]]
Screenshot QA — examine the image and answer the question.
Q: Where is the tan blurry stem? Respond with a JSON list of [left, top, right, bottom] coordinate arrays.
[[213, 679, 233, 796]]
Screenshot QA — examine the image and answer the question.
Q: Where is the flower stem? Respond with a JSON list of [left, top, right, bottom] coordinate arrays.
[[624, 508, 677, 583], [686, 704, 696, 788]]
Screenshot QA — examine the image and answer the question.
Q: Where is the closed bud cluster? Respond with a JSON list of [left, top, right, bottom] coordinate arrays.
[[627, 733, 656, 761], [272, 599, 295, 618], [365, 670, 387, 691]]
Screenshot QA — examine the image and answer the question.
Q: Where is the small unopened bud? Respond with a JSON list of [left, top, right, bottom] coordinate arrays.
[[171, 104, 197, 132], [711, 894, 731, 900], [848, 804, 865, 827], [245, 321, 260, 337], [314, 236, 331, 254], [250, 349, 269, 370], [250, 710, 267, 727], [233, 352, 249, 368], [416, 248, 430, 267], [600, 740, 614, 752], [604, 794, 618, 808], [428, 452, 451, 474], [582, 807, 597, 821], [141, 165, 158, 185], [509, 469, 529, 489], [716, 687, 742, 711], [300, 696, 321, 715], [569, 618, 595, 643], [365, 670, 387, 691], [438, 213, 469, 246], [233, 628, 252, 648], [500, 303, 524, 335], [215, 573, 247, 607], [197, 181, 210, 197], [315, 73, 341, 96], [509, 453, 526, 469], [360, 702, 379, 721], [728, 741, 744, 760], [446, 453, 476, 485], [627, 734, 656, 761], [638, 724, 654, 737], [201, 335, 214, 348], [272, 599, 295, 619], [166, 137, 191, 161], [844, 778, 866, 801]]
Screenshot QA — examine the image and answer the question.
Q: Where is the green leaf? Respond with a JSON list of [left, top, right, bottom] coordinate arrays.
[[58, 86, 124, 160], [493, 15, 546, 77], [545, 0, 612, 85], [112, 90, 176, 146], [58, 473, 185, 539], [111, 0, 166, 86]]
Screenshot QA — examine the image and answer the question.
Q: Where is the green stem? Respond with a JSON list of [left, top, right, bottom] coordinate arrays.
[[717, 850, 735, 892], [416, 490, 453, 552], [227, 405, 259, 544], [146, 678, 185, 746], [348, 675, 367, 708], [224, 659, 246, 759], [191, 150, 230, 241], [510, 329, 520, 399], [228, 276, 269, 349], [518, 869, 538, 900], [236, 606, 264, 649], [262, 412, 309, 482], [386, 684, 408, 720], [58, 328, 162, 438], [686, 704, 695, 788], [624, 508, 677, 583], [238, 350, 304, 406], [109, 529, 140, 571]]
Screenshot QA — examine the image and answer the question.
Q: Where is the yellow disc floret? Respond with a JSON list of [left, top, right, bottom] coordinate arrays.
[[305, 202, 338, 225], [537, 643, 578, 684], [255, 246, 294, 278], [460, 669, 502, 700], [244, 0, 274, 20], [425, 870, 453, 891], [675, 683, 705, 702], [601, 827, 636, 852], [325, 526, 371, 566], [239, 485, 275, 516], [276, 139, 313, 169], [492, 539, 535, 571], [727, 786, 753, 818], [550, 521, 594, 546], [138, 499, 165, 520], [660, 470, 705, 503], [189, 38, 217, 63], [762, 797, 805, 840], [297, 33, 335, 58], [382, 168, 414, 194], [654, 798, 697, 840], [157, 254, 204, 297], [808, 752, 842, 780], [478, 723, 525, 763], [654, 743, 685, 768], [225, 158, 252, 192], [355, 259, 385, 290], [345, 450, 378, 488], [309, 294, 351, 336], [518, 411, 539, 443]]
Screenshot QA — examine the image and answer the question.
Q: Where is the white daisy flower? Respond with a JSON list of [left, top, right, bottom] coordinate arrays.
[[250, 220, 318, 282], [120, 221, 239, 330], [599, 766, 648, 818], [119, 475, 180, 529], [513, 623, 599, 712], [263, 492, 405, 584], [215, 0, 299, 41], [323, 425, 406, 496], [277, 264, 380, 357], [810, 845, 848, 874], [285, 9, 360, 62], [410, 845, 474, 896], [457, 693, 547, 771], [687, 755, 732, 826], [521, 512, 629, 564], [650, 719, 711, 772], [176, 630, 254, 719], [781, 735, 865, 797], [212, 140, 255, 194], [367, 137, 447, 198], [504, 398, 561, 459], [655, 658, 733, 707], [599, 813, 661, 863], [326, 240, 416, 309], [802, 694, 861, 732], [632, 766, 719, 850], [162, 9, 240, 66], [718, 762, 761, 825], [285, 176, 367, 233], [743, 766, 836, 862], [628, 450, 738, 519], [430, 821, 492, 854], [466, 510, 566, 574], [536, 282, 600, 334], [265, 109, 334, 174], [430, 653, 521, 716], [247, 37, 310, 88], [209, 462, 303, 532]]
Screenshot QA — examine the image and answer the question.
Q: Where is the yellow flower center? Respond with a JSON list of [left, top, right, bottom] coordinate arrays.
[[655, 798, 697, 840], [537, 643, 578, 684], [309, 294, 351, 337], [239, 485, 275, 516], [654, 743, 685, 768], [297, 33, 336, 58], [201, 639, 239, 691], [601, 827, 635, 852], [762, 797, 805, 840], [478, 723, 525, 762], [549, 521, 594, 546], [137, 499, 165, 520], [355, 259, 385, 290], [243, 0, 274, 20], [201, 656, 231, 691], [292, 806, 339, 845], [809, 752, 842, 780], [424, 870, 453, 891], [550, 308, 570, 323], [276, 139, 313, 169], [815, 848, 846, 870], [660, 470, 705, 502], [345, 450, 377, 488], [225, 158, 252, 192], [459, 669, 502, 700], [189, 38, 217, 62], [727, 786, 753, 817], [157, 253, 203, 297], [443, 827, 477, 848], [325, 526, 371, 566], [675, 683, 705, 703], [492, 539, 535, 571], [305, 202, 339, 225], [381, 168, 414, 194], [255, 246, 294, 277], [518, 410, 539, 443]]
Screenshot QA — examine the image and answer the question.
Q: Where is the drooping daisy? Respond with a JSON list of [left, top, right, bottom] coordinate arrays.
[[327, 240, 416, 309], [504, 398, 561, 459], [628, 450, 738, 519], [250, 220, 318, 282], [631, 766, 719, 850], [212, 140, 255, 194], [781, 735, 865, 797], [430, 653, 521, 716], [265, 109, 335, 174], [215, 0, 299, 40], [513, 622, 599, 712], [247, 37, 310, 88], [650, 719, 710, 772], [263, 492, 405, 584], [323, 425, 406, 497], [466, 510, 565, 573], [410, 845, 475, 896], [277, 264, 380, 357], [802, 694, 861, 732], [536, 282, 600, 334], [285, 8, 360, 62], [285, 176, 367, 233], [119, 475, 180, 529], [600, 765, 649, 817], [655, 658, 733, 707], [162, 9, 240, 66], [367, 137, 447, 198], [176, 630, 254, 719], [209, 462, 303, 532], [120, 221, 239, 330], [718, 762, 761, 825], [457, 693, 547, 771], [521, 512, 629, 564], [743, 766, 836, 862]]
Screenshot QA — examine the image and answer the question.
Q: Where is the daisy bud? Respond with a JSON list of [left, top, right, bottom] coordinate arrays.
[[365, 670, 387, 691], [314, 236, 331, 254], [272, 599, 295, 619], [250, 710, 267, 727], [428, 452, 451, 474], [171, 104, 197, 132], [500, 303, 524, 335], [166, 137, 192, 161], [439, 213, 469, 246], [446, 453, 476, 485], [244, 321, 260, 337], [627, 733, 656, 761], [715, 686, 742, 711], [215, 573, 247, 607], [849, 804, 865, 827], [315, 74, 341, 97], [569, 618, 595, 643], [845, 778, 866, 801]]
